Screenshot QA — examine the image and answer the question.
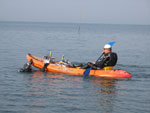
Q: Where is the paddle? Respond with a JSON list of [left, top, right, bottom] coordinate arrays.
[[108, 41, 115, 46], [83, 41, 116, 78], [83, 53, 103, 78], [83, 67, 92, 78], [96, 52, 104, 63]]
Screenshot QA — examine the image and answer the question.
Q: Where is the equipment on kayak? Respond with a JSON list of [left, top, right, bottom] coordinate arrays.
[[49, 51, 52, 58], [26, 53, 131, 79], [41, 62, 49, 72], [18, 59, 33, 72], [41, 51, 52, 72], [62, 55, 65, 62]]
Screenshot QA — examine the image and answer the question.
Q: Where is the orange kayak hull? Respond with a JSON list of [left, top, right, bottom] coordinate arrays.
[[26, 54, 132, 79]]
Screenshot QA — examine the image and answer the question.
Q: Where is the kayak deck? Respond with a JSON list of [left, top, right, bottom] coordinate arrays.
[[26, 53, 132, 79]]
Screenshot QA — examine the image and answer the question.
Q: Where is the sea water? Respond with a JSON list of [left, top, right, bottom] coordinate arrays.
[[0, 21, 150, 113]]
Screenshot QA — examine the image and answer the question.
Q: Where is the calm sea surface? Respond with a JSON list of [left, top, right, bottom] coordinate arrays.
[[0, 22, 150, 113]]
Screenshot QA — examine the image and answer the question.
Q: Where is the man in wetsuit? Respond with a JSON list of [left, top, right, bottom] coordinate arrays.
[[82, 44, 118, 70]]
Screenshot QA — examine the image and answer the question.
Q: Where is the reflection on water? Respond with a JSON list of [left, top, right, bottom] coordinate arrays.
[[23, 71, 126, 113], [90, 79, 117, 94], [89, 79, 118, 113]]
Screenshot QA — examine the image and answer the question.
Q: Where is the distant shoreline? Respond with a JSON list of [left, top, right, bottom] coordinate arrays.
[[0, 20, 149, 26]]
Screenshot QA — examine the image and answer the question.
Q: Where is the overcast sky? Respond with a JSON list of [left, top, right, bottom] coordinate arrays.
[[0, 0, 150, 25]]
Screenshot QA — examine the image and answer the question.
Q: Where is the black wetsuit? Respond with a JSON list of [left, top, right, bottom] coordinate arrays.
[[82, 52, 118, 69], [95, 52, 118, 69]]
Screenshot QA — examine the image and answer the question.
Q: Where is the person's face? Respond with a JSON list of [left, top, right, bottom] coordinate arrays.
[[103, 49, 111, 54]]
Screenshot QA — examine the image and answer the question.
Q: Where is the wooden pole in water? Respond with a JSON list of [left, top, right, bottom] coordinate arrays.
[[78, 9, 83, 35]]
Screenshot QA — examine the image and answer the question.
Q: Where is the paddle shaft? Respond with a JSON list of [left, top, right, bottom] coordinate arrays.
[[96, 53, 103, 63]]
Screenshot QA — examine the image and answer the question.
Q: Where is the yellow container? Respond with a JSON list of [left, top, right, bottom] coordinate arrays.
[[104, 66, 113, 70]]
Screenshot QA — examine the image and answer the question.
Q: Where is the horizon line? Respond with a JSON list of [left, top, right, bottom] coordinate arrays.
[[0, 20, 150, 26]]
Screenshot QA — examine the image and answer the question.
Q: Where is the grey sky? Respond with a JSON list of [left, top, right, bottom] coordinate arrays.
[[0, 0, 150, 25]]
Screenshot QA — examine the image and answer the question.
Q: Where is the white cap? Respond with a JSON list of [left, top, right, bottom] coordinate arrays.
[[104, 44, 111, 49]]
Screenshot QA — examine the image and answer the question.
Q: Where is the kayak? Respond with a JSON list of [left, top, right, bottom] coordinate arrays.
[[26, 53, 132, 79]]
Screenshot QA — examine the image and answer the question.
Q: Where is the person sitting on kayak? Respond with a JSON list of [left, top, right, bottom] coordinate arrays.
[[82, 44, 118, 70]]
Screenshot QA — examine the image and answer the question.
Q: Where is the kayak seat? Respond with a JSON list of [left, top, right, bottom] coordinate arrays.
[[104, 66, 113, 70]]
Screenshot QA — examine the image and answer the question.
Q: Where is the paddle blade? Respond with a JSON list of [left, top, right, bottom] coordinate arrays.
[[83, 67, 92, 78], [108, 41, 115, 46]]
